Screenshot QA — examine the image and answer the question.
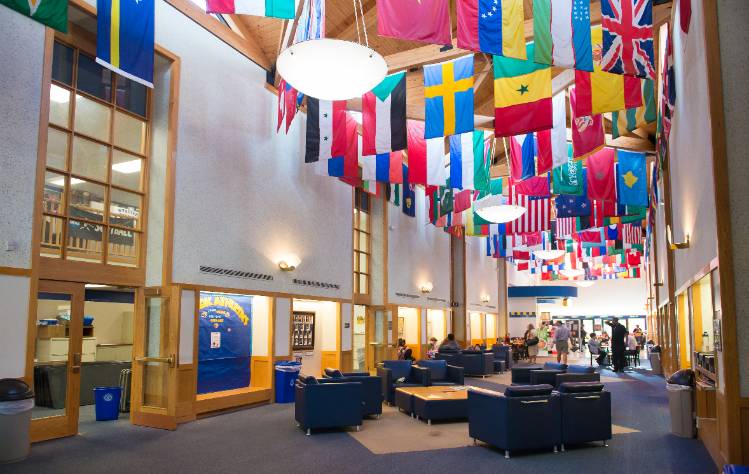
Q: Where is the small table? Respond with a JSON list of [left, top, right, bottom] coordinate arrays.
[[395, 386, 469, 425]]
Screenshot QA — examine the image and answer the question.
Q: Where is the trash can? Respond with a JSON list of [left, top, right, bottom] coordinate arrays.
[[0, 378, 34, 463], [649, 352, 663, 375], [274, 361, 302, 403], [666, 369, 695, 438], [94, 387, 122, 421]]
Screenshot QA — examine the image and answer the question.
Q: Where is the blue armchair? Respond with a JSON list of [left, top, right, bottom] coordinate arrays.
[[558, 382, 611, 449], [417, 360, 464, 386], [554, 365, 600, 388], [461, 351, 494, 377], [491, 344, 512, 372], [529, 362, 568, 385], [468, 385, 561, 458], [322, 368, 383, 417], [435, 348, 461, 366], [377, 360, 428, 405], [294, 375, 363, 435]]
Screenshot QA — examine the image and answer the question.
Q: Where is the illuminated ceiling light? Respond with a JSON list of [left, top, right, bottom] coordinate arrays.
[[666, 224, 690, 250], [112, 159, 142, 174], [575, 281, 595, 288], [560, 268, 585, 279], [481, 294, 491, 303], [50, 84, 70, 104], [533, 249, 565, 260], [420, 282, 434, 294], [474, 195, 526, 223], [278, 254, 301, 272]]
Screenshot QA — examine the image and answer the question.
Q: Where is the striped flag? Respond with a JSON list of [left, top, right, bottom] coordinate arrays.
[[533, 0, 593, 71], [507, 187, 551, 234], [407, 121, 447, 186], [362, 72, 407, 155], [612, 78, 656, 138], [623, 222, 642, 245], [207, 0, 297, 18], [305, 98, 347, 163], [360, 149, 403, 184], [457, 0, 526, 59], [449, 131, 484, 190], [556, 217, 576, 238]]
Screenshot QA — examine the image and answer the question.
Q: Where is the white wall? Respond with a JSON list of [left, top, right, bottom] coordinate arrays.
[[387, 189, 450, 308], [0, 275, 31, 378], [508, 297, 537, 337], [179, 289, 195, 365], [250, 296, 270, 357], [274, 297, 291, 357], [465, 237, 499, 313], [469, 312, 483, 341], [486, 313, 497, 341], [341, 303, 352, 352], [398, 307, 419, 346], [655, 199, 670, 307], [426, 309, 445, 341], [549, 279, 647, 317], [292, 300, 338, 375]]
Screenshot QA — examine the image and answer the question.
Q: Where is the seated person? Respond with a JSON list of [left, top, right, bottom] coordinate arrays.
[[439, 333, 460, 351], [426, 337, 439, 359], [588, 333, 608, 366]]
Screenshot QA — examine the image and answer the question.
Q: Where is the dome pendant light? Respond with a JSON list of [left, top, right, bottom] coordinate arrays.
[[276, 0, 387, 101], [473, 195, 526, 224]]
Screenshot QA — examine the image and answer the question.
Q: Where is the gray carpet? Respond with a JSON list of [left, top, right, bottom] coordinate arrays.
[[5, 362, 715, 474]]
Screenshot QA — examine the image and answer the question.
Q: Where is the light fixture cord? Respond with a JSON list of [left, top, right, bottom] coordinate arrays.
[[357, 0, 369, 48], [353, 0, 362, 45]]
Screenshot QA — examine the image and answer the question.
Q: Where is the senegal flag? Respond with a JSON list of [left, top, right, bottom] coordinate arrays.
[[0, 0, 67, 32], [493, 43, 552, 137]]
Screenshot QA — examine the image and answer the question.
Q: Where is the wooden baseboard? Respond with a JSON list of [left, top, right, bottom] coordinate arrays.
[[195, 387, 271, 415]]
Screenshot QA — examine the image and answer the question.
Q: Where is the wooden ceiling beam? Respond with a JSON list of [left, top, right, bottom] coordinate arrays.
[[327, 0, 378, 40], [229, 15, 271, 67]]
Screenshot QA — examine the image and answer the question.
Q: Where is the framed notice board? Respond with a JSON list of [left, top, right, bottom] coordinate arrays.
[[292, 311, 315, 350]]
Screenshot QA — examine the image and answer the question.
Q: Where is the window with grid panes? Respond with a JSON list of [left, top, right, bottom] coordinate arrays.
[[353, 189, 371, 295], [41, 40, 150, 267]]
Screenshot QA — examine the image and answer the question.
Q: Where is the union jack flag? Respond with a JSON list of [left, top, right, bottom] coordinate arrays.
[[600, 0, 655, 80]]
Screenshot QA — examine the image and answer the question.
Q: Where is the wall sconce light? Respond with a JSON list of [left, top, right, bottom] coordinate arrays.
[[481, 294, 491, 303], [277, 254, 301, 272], [420, 282, 434, 294], [666, 225, 690, 250]]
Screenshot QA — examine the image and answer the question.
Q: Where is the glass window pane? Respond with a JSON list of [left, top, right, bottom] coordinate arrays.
[[33, 292, 71, 420], [76, 53, 112, 101], [358, 232, 368, 253], [359, 253, 368, 274], [40, 215, 64, 258], [116, 77, 147, 117], [353, 230, 359, 251], [51, 42, 73, 85], [49, 84, 71, 128], [46, 128, 69, 170], [71, 136, 109, 182], [353, 253, 359, 272], [359, 211, 369, 232], [110, 189, 141, 229], [68, 180, 106, 222], [43, 171, 66, 214], [113, 111, 146, 154], [74, 94, 111, 142], [66, 219, 103, 262], [108, 229, 139, 267], [359, 274, 368, 295], [143, 297, 169, 407], [354, 276, 359, 294], [111, 150, 143, 191]]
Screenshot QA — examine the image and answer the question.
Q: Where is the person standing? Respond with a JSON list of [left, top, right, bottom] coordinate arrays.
[[606, 317, 629, 372], [553, 321, 572, 364], [524, 324, 539, 364]]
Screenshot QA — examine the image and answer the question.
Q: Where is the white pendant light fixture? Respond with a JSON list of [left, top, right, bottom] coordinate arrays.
[[474, 195, 526, 224], [276, 1, 387, 101], [533, 249, 565, 260], [560, 268, 585, 279], [575, 281, 595, 288]]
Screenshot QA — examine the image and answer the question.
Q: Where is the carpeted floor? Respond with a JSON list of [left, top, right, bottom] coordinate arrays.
[[5, 358, 716, 474]]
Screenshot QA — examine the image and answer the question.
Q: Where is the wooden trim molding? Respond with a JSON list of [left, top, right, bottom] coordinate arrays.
[[0, 266, 32, 277]]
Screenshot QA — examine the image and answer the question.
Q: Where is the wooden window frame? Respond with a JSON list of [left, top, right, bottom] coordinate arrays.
[[353, 189, 371, 297]]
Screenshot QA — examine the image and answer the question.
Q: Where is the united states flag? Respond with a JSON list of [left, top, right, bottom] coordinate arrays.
[[623, 222, 642, 244], [600, 0, 655, 80], [556, 217, 576, 239], [508, 187, 551, 235]]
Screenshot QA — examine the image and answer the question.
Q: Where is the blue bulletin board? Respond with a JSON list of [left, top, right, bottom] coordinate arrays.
[[197, 292, 252, 394]]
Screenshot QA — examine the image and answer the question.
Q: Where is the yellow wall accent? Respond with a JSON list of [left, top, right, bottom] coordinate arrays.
[[250, 356, 271, 389], [321, 351, 340, 373], [677, 293, 691, 368]]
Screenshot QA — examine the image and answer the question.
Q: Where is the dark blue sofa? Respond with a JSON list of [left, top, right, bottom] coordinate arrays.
[[322, 368, 383, 417], [554, 365, 600, 388], [528, 362, 568, 385], [468, 384, 561, 458], [558, 382, 611, 449], [377, 360, 428, 405], [417, 359, 464, 386], [436, 350, 494, 377], [491, 344, 512, 372], [294, 375, 363, 435]]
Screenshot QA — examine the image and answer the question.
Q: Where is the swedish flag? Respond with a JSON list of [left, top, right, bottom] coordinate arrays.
[[423, 55, 475, 139], [96, 0, 154, 88]]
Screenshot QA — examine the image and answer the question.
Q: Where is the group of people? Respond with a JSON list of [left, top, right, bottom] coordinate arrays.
[[523, 320, 574, 365], [397, 333, 462, 361]]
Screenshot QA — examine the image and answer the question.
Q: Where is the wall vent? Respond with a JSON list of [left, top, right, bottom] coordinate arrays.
[[292, 278, 340, 290], [199, 265, 274, 281], [395, 292, 420, 299], [427, 297, 447, 303]]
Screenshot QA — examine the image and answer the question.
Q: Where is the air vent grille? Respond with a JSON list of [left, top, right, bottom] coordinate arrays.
[[395, 292, 420, 299], [427, 297, 447, 303], [292, 279, 340, 290], [199, 266, 273, 281]]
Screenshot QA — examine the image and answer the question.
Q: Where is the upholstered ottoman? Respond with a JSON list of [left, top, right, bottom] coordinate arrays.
[[394, 388, 415, 416], [412, 387, 468, 425]]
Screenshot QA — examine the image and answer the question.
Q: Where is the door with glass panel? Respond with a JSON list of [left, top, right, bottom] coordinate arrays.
[[130, 287, 179, 430], [367, 307, 388, 371], [30, 280, 84, 441]]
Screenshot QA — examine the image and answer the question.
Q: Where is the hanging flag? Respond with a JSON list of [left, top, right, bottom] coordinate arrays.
[[550, 92, 569, 169], [376, 0, 451, 45], [457, 0, 526, 59], [454, 189, 473, 213], [475, 137, 493, 192], [535, 130, 552, 175], [448, 131, 483, 190], [600, 0, 655, 80], [360, 150, 403, 184], [305, 98, 347, 163], [570, 87, 605, 160], [277, 79, 299, 133], [617, 150, 648, 206], [0, 0, 67, 31], [623, 222, 642, 245], [402, 164, 416, 217], [507, 187, 551, 234], [326, 113, 359, 178], [509, 134, 535, 181], [556, 217, 576, 238], [97, 0, 155, 87], [553, 159, 584, 195], [206, 0, 296, 18], [679, 0, 692, 35], [574, 26, 642, 116], [556, 170, 591, 217], [362, 72, 407, 155], [493, 43, 553, 137], [294, 0, 325, 43], [515, 175, 550, 198], [586, 147, 616, 201], [407, 121, 447, 186], [611, 78, 656, 138], [424, 55, 475, 138], [532, 0, 593, 71]]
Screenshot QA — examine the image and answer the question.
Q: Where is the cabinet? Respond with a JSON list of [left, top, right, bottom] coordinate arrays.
[[35, 337, 98, 362]]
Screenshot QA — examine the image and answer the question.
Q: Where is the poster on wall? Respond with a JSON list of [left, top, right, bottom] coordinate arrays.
[[197, 292, 252, 394]]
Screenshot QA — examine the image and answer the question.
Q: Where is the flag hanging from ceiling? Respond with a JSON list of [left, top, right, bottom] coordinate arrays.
[[509, 134, 536, 181], [556, 217, 577, 238], [424, 55, 475, 138], [362, 72, 407, 155], [97, 0, 155, 88], [611, 78, 656, 138], [277, 79, 299, 133], [623, 221, 642, 245], [448, 131, 484, 190], [294, 0, 324, 43], [532, 0, 593, 71], [493, 43, 553, 137], [0, 0, 67, 31], [586, 147, 617, 201], [305, 98, 347, 163], [515, 175, 550, 198], [617, 150, 648, 206], [360, 150, 403, 184], [507, 187, 551, 234], [600, 0, 655, 80], [570, 87, 605, 160], [376, 0, 451, 45], [553, 159, 584, 195], [326, 113, 359, 178], [456, 0, 526, 59], [402, 164, 416, 217], [550, 92, 569, 169], [535, 130, 552, 175], [407, 121, 447, 186], [556, 169, 591, 217], [574, 26, 642, 116], [207, 0, 296, 18]]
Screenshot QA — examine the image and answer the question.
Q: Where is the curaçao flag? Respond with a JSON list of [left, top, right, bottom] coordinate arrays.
[[0, 0, 67, 32], [456, 0, 526, 60], [424, 55, 475, 139], [97, 0, 154, 88], [448, 131, 484, 190], [617, 150, 648, 207], [207, 0, 296, 18], [533, 0, 593, 71], [362, 72, 407, 155], [493, 43, 552, 137]]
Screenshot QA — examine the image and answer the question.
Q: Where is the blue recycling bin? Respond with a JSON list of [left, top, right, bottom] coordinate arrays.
[[274, 361, 302, 403], [94, 387, 122, 421]]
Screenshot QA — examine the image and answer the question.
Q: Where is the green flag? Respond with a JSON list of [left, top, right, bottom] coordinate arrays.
[[440, 187, 453, 217], [553, 160, 583, 195], [1, 0, 68, 32]]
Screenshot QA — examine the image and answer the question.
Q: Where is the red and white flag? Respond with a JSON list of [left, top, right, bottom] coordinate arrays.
[[556, 217, 576, 239], [507, 186, 551, 234], [623, 222, 642, 245]]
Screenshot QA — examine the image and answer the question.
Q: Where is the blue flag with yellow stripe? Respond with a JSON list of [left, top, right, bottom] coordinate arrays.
[[97, 0, 155, 88], [423, 55, 475, 139]]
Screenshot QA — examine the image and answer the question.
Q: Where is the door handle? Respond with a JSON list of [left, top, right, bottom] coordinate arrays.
[[135, 354, 176, 368], [72, 353, 82, 373]]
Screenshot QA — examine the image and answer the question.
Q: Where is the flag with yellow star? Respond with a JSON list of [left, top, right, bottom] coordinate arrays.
[[493, 42, 553, 137], [616, 150, 648, 207]]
